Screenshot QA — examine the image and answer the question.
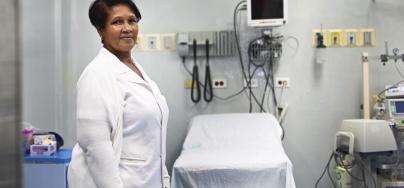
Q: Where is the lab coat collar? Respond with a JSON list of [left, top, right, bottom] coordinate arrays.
[[99, 47, 149, 84]]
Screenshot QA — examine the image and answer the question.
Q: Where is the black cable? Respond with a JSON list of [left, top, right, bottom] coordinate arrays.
[[327, 157, 337, 188], [315, 152, 335, 188], [233, 1, 247, 83], [191, 39, 201, 103], [334, 153, 365, 182], [184, 0, 272, 111], [233, 0, 262, 110], [248, 36, 267, 67], [354, 154, 377, 188], [266, 33, 279, 109], [234, 2, 254, 113], [181, 1, 257, 103], [333, 152, 379, 188], [182, 58, 248, 101], [246, 47, 271, 112], [233, 1, 270, 112], [203, 39, 213, 102], [264, 54, 278, 112], [280, 122, 285, 141], [246, 41, 265, 112], [247, 36, 268, 112], [260, 66, 270, 112], [269, 56, 278, 108], [246, 63, 267, 113], [247, 63, 252, 113], [233, 3, 284, 114], [261, 64, 277, 113], [361, 165, 367, 188], [247, 33, 279, 113]]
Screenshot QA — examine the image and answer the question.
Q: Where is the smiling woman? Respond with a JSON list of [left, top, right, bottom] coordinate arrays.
[[98, 5, 139, 58], [67, 1, 170, 188]]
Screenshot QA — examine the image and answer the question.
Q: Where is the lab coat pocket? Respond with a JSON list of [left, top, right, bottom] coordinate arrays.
[[120, 154, 147, 165], [119, 154, 149, 187]]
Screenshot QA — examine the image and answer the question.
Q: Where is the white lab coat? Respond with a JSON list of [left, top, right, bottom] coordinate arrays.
[[68, 48, 170, 188]]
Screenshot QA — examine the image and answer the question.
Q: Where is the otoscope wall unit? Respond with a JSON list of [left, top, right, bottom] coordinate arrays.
[[177, 30, 236, 58]]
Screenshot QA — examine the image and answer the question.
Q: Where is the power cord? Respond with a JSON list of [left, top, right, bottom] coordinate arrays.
[[233, 0, 265, 112], [315, 152, 336, 188], [315, 151, 377, 188], [182, 58, 252, 102], [190, 39, 201, 103], [354, 153, 377, 188]]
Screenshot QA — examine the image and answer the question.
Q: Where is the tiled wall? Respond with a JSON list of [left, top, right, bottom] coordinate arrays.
[[0, 0, 21, 187]]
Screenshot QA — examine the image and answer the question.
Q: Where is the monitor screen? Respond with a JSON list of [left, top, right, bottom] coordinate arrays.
[[251, 0, 284, 20], [395, 101, 404, 113], [247, 0, 287, 27]]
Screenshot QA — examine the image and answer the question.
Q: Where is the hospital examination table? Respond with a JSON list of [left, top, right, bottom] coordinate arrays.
[[171, 113, 296, 188]]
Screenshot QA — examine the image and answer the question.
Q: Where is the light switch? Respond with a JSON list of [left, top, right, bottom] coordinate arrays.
[[134, 34, 143, 50], [161, 33, 176, 51], [358, 29, 376, 47]]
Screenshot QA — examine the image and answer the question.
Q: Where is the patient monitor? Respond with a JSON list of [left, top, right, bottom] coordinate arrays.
[[340, 119, 397, 153], [247, 0, 287, 27]]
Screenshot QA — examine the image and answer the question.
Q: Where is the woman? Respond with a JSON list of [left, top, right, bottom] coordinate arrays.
[[67, 0, 170, 187]]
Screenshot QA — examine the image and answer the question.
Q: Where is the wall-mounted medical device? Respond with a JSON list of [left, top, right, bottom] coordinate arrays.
[[334, 131, 354, 155], [247, 0, 288, 27], [177, 30, 235, 57], [380, 42, 404, 65], [385, 84, 404, 99], [339, 119, 397, 153]]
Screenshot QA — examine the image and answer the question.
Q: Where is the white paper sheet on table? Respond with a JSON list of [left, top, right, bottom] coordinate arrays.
[[171, 113, 296, 188]]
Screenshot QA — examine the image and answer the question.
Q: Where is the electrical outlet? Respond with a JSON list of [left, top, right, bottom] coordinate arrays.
[[144, 34, 160, 51], [244, 78, 259, 88], [251, 79, 259, 87], [184, 79, 194, 89], [212, 78, 227, 89], [275, 77, 290, 88]]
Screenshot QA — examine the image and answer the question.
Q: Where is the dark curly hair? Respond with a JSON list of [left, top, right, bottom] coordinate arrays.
[[89, 0, 142, 29]]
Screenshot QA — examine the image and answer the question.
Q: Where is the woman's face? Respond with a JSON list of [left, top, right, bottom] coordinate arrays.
[[98, 4, 138, 54]]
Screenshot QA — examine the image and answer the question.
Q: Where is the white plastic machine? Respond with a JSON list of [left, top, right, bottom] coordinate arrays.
[[332, 53, 399, 187], [339, 119, 397, 153], [334, 120, 397, 188], [336, 53, 397, 155]]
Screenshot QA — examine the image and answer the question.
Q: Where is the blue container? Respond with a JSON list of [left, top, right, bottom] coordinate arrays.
[[23, 149, 72, 188]]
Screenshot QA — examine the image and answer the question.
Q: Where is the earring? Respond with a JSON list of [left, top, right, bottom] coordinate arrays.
[[101, 37, 104, 44]]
